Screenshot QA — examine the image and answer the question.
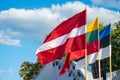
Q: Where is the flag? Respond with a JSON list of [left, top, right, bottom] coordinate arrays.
[[91, 24, 111, 79], [59, 17, 99, 76], [75, 17, 99, 69], [100, 24, 111, 59], [36, 9, 86, 65], [87, 17, 99, 63]]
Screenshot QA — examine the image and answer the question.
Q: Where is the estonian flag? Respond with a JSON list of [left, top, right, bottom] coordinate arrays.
[[91, 24, 111, 79]]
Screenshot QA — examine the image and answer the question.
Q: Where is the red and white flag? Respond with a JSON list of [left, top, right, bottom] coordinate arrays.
[[36, 9, 86, 65]]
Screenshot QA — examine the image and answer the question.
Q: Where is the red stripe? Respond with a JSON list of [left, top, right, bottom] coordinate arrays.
[[44, 10, 86, 43], [70, 50, 85, 61], [37, 34, 85, 65], [68, 40, 99, 62], [65, 34, 85, 52], [87, 40, 99, 55]]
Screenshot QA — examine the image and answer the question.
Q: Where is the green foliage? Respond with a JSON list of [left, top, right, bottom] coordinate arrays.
[[99, 24, 107, 31], [106, 21, 120, 72], [19, 61, 41, 80]]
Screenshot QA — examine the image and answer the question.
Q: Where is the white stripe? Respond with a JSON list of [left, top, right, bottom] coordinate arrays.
[[100, 45, 111, 59], [76, 52, 98, 69], [36, 26, 85, 54], [75, 45, 111, 68]]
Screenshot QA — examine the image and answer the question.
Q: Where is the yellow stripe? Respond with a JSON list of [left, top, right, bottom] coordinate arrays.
[[87, 17, 99, 32], [64, 53, 69, 61]]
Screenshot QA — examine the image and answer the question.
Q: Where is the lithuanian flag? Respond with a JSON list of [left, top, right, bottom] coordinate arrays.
[[87, 17, 99, 64], [76, 17, 100, 68]]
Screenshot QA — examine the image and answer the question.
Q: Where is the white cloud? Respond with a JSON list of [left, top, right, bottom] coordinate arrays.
[[0, 31, 21, 46], [87, 7, 120, 24], [0, 8, 62, 41], [0, 70, 3, 74], [91, 0, 120, 9], [7, 68, 16, 75], [0, 1, 120, 44], [0, 68, 16, 76]]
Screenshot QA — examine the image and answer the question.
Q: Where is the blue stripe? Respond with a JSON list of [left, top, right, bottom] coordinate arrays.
[[100, 24, 111, 39]]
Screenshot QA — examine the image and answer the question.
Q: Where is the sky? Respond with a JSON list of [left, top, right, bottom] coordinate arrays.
[[0, 0, 120, 80]]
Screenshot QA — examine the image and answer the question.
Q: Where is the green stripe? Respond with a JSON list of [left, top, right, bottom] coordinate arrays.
[[100, 35, 110, 48], [87, 29, 98, 43]]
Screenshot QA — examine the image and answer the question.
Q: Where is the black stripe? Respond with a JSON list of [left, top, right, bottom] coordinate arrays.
[[100, 35, 110, 48], [75, 57, 84, 61]]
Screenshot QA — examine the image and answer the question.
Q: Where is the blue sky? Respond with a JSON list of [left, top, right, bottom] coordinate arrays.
[[0, 0, 120, 80]]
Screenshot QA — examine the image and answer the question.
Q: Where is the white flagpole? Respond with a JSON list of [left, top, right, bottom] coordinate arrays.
[[109, 24, 112, 80], [97, 17, 101, 80], [85, 27, 88, 80], [98, 51, 101, 80], [110, 48, 112, 80], [84, 6, 88, 80]]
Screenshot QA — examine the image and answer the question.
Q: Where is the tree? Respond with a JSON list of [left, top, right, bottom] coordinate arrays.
[[19, 61, 41, 80]]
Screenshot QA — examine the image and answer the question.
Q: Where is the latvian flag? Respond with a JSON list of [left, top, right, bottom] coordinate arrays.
[[36, 9, 86, 65]]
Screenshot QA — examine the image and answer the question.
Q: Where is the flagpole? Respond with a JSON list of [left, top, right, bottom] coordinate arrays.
[[84, 6, 88, 80], [109, 23, 112, 80], [97, 17, 101, 80], [85, 25, 88, 80], [98, 50, 101, 80], [110, 51, 112, 80]]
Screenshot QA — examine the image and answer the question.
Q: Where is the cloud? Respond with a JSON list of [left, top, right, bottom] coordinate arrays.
[[7, 68, 16, 75], [0, 1, 120, 45], [87, 6, 120, 24], [0, 31, 21, 46], [0, 8, 62, 41], [0, 68, 16, 76], [91, 0, 120, 10], [0, 70, 3, 74]]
